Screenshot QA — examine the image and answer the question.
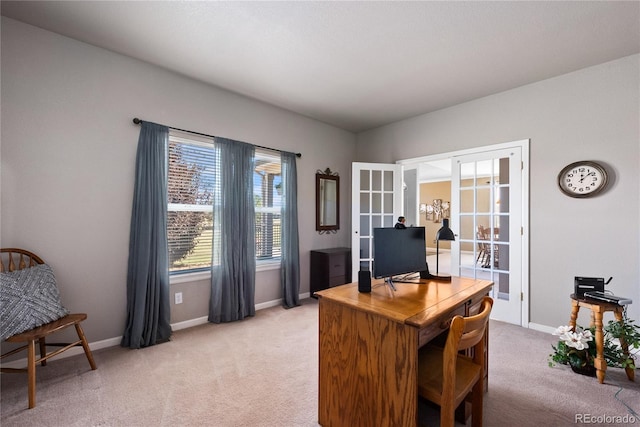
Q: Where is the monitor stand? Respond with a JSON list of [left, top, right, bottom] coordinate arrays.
[[391, 274, 421, 284], [383, 277, 397, 291]]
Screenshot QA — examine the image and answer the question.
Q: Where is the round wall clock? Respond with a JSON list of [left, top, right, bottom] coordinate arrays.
[[557, 161, 608, 198]]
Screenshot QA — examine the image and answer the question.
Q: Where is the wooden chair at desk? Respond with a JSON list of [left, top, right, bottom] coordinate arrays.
[[417, 296, 494, 427]]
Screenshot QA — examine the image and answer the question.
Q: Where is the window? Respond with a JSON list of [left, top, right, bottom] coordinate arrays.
[[167, 131, 282, 274], [167, 133, 217, 273], [254, 150, 282, 261]]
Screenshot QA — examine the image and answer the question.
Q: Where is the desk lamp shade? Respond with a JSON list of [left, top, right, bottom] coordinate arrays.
[[434, 218, 455, 281], [436, 218, 455, 241]]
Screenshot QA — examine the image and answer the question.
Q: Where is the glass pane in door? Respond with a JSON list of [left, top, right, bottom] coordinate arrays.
[[352, 163, 403, 280], [456, 154, 511, 301]]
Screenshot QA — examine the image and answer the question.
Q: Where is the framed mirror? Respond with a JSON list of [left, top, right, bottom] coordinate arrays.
[[316, 169, 340, 233]]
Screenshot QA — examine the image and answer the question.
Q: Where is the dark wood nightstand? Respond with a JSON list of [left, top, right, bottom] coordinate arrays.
[[310, 248, 351, 296]]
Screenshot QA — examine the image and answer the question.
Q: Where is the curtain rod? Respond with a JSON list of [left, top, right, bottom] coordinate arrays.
[[132, 118, 301, 158]]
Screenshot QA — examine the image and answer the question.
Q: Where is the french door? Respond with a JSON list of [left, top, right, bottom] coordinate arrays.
[[357, 140, 529, 325], [351, 140, 529, 325], [450, 147, 524, 324], [350, 163, 403, 282]]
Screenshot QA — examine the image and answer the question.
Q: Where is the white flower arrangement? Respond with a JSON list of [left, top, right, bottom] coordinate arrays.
[[553, 325, 593, 351], [549, 325, 596, 374], [549, 314, 640, 376]]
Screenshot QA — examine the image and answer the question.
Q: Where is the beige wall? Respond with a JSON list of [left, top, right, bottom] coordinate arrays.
[[419, 181, 452, 250]]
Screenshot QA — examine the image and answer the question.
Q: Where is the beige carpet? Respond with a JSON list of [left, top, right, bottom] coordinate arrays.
[[1, 298, 638, 426]]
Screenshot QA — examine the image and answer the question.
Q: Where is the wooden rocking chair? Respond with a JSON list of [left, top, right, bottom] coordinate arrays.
[[0, 248, 97, 409]]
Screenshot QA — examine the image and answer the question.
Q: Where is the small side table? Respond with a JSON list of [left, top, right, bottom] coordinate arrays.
[[569, 294, 635, 384]]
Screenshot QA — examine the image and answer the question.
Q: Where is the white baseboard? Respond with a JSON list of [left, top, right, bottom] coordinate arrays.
[[1, 293, 311, 369], [528, 322, 555, 334], [171, 316, 209, 331]]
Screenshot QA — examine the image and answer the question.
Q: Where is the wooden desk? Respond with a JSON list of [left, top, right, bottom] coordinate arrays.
[[315, 277, 493, 427]]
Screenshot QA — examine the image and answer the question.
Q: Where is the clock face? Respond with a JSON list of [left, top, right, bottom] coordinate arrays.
[[557, 161, 608, 198]]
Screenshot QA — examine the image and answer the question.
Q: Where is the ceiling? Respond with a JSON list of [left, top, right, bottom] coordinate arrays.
[[2, 1, 639, 133]]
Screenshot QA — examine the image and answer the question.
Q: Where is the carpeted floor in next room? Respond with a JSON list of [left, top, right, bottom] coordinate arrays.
[[1, 298, 638, 426]]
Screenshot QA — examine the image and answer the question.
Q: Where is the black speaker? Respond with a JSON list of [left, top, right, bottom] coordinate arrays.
[[358, 270, 371, 293]]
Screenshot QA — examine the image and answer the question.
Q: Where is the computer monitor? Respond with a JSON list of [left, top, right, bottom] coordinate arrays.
[[372, 227, 428, 285]]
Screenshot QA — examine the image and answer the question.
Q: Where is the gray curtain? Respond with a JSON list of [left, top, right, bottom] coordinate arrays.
[[281, 151, 300, 308], [121, 122, 172, 348], [209, 138, 256, 323]]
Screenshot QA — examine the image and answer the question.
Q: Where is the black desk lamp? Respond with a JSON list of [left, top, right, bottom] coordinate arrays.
[[434, 218, 455, 282]]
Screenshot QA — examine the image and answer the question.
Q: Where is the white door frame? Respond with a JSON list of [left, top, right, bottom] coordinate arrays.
[[396, 140, 530, 326]]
